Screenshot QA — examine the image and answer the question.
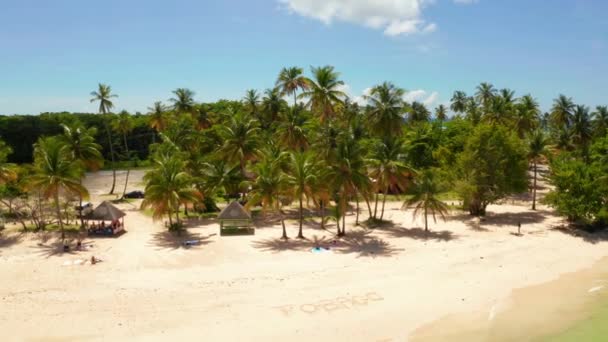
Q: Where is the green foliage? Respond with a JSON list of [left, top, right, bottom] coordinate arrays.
[[456, 124, 528, 216]]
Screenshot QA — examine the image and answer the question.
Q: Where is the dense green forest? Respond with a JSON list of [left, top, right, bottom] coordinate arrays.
[[0, 66, 606, 242]]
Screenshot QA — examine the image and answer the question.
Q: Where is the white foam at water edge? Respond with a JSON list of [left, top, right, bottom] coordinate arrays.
[[588, 286, 604, 293]]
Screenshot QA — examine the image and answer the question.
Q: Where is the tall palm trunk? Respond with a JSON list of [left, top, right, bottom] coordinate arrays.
[[424, 205, 428, 233], [341, 201, 346, 236], [373, 193, 379, 219], [380, 185, 389, 221], [78, 178, 85, 230], [297, 195, 304, 239], [54, 192, 65, 245], [103, 118, 117, 194], [532, 159, 537, 210], [355, 195, 360, 226], [364, 195, 373, 219], [320, 200, 326, 229], [121, 131, 131, 198], [280, 206, 288, 240]]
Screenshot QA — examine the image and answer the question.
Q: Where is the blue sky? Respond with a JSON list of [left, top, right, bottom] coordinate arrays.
[[0, 0, 606, 115]]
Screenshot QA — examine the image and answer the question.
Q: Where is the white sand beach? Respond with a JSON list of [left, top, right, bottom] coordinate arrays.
[[1, 170, 607, 341]]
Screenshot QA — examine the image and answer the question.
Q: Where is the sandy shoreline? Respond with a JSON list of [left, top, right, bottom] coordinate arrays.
[[1, 170, 608, 341]]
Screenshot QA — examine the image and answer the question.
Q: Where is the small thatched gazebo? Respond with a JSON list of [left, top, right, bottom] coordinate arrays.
[[84, 201, 127, 236], [217, 201, 252, 235]]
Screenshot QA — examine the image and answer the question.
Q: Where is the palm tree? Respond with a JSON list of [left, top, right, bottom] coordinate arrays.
[[299, 65, 346, 123], [58, 124, 103, 228], [514, 95, 540, 138], [218, 112, 261, 176], [285, 152, 318, 239], [276, 67, 311, 106], [0, 140, 16, 184], [111, 111, 135, 198], [367, 138, 414, 221], [201, 160, 243, 201], [147, 101, 168, 134], [435, 104, 448, 123], [329, 136, 370, 236], [528, 130, 548, 210], [450, 91, 468, 114], [170, 88, 196, 117], [408, 102, 431, 123], [261, 88, 285, 126], [243, 89, 261, 118], [592, 105, 608, 138], [483, 96, 513, 126], [402, 169, 448, 233], [571, 105, 593, 158], [141, 154, 198, 228], [499, 88, 516, 105], [30, 137, 88, 244], [475, 82, 497, 108], [246, 158, 290, 239], [550, 94, 575, 129], [363, 82, 406, 137], [276, 105, 309, 151], [90, 83, 118, 194]]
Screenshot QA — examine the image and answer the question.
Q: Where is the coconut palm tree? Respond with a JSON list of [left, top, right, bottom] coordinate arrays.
[[367, 138, 414, 221], [261, 88, 285, 126], [58, 123, 103, 228], [243, 89, 261, 118], [592, 105, 608, 138], [276, 67, 311, 106], [218, 112, 261, 176], [571, 105, 593, 158], [550, 94, 575, 129], [299, 65, 346, 123], [201, 160, 243, 202], [111, 111, 135, 198], [246, 158, 290, 239], [141, 154, 198, 229], [402, 169, 449, 233], [408, 102, 431, 123], [514, 95, 540, 138], [329, 136, 370, 236], [170, 88, 196, 117], [499, 88, 516, 105], [475, 82, 497, 108], [276, 105, 309, 151], [528, 130, 548, 210], [285, 151, 319, 239], [147, 101, 168, 134], [363, 82, 406, 137], [435, 104, 448, 123], [483, 96, 514, 126], [450, 91, 468, 114], [30, 137, 88, 244], [90, 83, 118, 194]]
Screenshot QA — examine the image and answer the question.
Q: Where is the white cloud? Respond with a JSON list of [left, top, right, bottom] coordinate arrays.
[[279, 0, 438, 36], [345, 87, 441, 109]]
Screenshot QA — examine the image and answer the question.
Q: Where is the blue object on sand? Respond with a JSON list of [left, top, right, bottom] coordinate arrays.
[[183, 240, 199, 246], [311, 247, 329, 253]]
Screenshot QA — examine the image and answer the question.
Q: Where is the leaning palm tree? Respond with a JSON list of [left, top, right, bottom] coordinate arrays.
[[111, 111, 135, 198], [299, 65, 346, 123], [285, 152, 319, 239], [364, 81, 406, 137], [275, 66, 311, 106], [30, 137, 88, 244], [528, 130, 548, 210], [402, 169, 449, 233], [141, 154, 199, 229], [169, 88, 196, 117], [58, 124, 103, 228], [245, 158, 290, 239], [550, 94, 575, 129], [90, 83, 118, 194], [592, 105, 608, 138]]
